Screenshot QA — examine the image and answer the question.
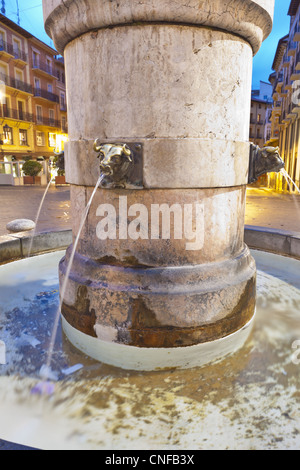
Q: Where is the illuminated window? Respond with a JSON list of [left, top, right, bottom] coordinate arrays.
[[19, 129, 28, 146], [48, 132, 56, 148], [3, 125, 13, 145], [36, 131, 45, 146]]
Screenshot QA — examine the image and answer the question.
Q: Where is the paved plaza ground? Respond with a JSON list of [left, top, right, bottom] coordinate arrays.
[[0, 185, 299, 236]]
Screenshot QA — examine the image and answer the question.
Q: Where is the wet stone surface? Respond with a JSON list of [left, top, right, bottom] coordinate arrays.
[[0, 250, 299, 449]]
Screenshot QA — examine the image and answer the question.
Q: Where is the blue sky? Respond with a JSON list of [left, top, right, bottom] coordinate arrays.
[[2, 0, 291, 89]]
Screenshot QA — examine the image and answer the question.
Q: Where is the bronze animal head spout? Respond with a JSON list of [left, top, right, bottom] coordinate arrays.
[[248, 144, 285, 184], [94, 141, 133, 188]]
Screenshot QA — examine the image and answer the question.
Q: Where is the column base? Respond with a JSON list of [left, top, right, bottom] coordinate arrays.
[[59, 244, 256, 369], [61, 314, 255, 371]]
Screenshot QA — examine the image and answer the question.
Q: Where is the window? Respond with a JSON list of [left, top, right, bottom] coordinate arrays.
[[3, 126, 13, 145], [49, 109, 55, 126], [0, 31, 5, 49], [257, 114, 262, 123], [0, 95, 10, 118], [19, 129, 28, 146], [36, 105, 43, 124], [47, 83, 53, 93], [15, 69, 23, 84], [62, 116, 67, 132], [60, 92, 66, 110], [13, 38, 21, 59], [46, 58, 52, 75], [0, 62, 8, 83], [48, 132, 56, 148], [34, 78, 41, 97], [36, 131, 45, 146], [33, 51, 39, 68], [17, 100, 24, 120]]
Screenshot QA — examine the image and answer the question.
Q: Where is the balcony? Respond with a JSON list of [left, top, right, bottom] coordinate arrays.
[[285, 81, 293, 92], [32, 60, 56, 78], [293, 23, 300, 42], [35, 116, 61, 128], [292, 102, 300, 114], [0, 40, 27, 64], [12, 48, 28, 66], [291, 72, 300, 81], [287, 103, 297, 119], [0, 107, 33, 122], [287, 40, 297, 57], [272, 101, 282, 115], [281, 111, 290, 124], [34, 88, 59, 103], [283, 55, 291, 67], [275, 77, 284, 92], [295, 49, 300, 72], [0, 72, 33, 94]]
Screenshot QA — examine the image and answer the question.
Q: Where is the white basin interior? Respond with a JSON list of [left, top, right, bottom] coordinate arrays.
[[0, 250, 299, 450]]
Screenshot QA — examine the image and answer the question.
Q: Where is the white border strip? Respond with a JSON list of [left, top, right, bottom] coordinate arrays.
[[62, 314, 255, 371]]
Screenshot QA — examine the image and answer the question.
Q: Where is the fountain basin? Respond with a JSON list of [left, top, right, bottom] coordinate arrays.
[[0, 226, 299, 449]]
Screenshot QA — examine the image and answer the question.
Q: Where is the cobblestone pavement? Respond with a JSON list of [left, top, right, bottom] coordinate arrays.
[[0, 185, 299, 237]]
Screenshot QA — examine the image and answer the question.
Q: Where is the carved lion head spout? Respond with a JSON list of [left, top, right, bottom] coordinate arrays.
[[93, 141, 133, 188], [248, 144, 285, 184]]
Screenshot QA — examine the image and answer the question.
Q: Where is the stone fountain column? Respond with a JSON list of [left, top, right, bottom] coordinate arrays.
[[43, 0, 275, 370]]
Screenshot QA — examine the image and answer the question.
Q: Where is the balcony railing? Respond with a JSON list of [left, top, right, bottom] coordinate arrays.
[[0, 72, 33, 94], [288, 40, 297, 56], [0, 107, 33, 122], [0, 40, 28, 62], [32, 60, 56, 77], [34, 88, 59, 103], [35, 116, 61, 128], [12, 48, 28, 63]]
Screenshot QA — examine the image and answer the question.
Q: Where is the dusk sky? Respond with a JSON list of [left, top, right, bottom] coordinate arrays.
[[2, 0, 292, 90]]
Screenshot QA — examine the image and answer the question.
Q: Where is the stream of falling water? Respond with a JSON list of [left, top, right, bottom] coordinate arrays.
[[280, 169, 300, 230], [36, 175, 104, 391], [280, 168, 300, 194], [27, 176, 55, 258]]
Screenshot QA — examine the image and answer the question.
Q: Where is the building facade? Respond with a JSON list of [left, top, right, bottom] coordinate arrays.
[[268, 0, 300, 192], [0, 14, 68, 185], [250, 81, 273, 148]]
